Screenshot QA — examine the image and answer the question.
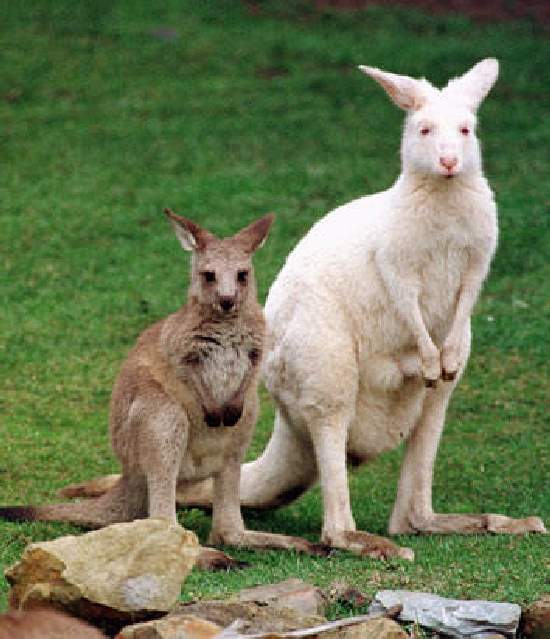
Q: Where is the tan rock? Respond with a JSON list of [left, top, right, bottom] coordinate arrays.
[[5, 519, 199, 632], [323, 617, 408, 639], [116, 614, 222, 639], [215, 614, 408, 638], [172, 600, 326, 633], [237, 579, 327, 617], [522, 594, 550, 639]]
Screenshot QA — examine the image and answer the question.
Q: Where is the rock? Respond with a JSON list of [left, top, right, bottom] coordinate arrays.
[[0, 608, 107, 638], [322, 617, 408, 639], [370, 590, 521, 638], [522, 594, 550, 639], [156, 601, 406, 639], [116, 614, 222, 639], [216, 614, 408, 638], [5, 519, 199, 634], [172, 600, 327, 634], [237, 579, 327, 617]]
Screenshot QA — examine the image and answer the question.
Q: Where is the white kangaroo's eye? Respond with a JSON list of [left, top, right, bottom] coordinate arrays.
[[420, 127, 431, 136], [460, 127, 470, 136]]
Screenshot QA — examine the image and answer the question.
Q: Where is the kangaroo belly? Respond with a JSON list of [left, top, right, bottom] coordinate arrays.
[[348, 377, 426, 461], [178, 429, 229, 481]]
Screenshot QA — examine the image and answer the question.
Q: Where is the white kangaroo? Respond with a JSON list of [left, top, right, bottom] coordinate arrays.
[[60, 59, 546, 559]]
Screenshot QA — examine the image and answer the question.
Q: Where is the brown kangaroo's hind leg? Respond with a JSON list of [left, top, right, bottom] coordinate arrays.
[[0, 475, 147, 528]]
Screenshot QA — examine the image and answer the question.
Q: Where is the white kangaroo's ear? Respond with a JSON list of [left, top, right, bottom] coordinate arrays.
[[164, 208, 215, 252], [358, 65, 435, 111], [442, 58, 499, 112], [233, 213, 275, 254]]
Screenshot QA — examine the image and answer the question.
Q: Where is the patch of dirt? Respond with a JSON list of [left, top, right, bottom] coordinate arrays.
[[313, 0, 550, 26]]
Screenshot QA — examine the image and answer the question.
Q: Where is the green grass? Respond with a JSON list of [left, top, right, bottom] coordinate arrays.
[[1, 0, 548, 616]]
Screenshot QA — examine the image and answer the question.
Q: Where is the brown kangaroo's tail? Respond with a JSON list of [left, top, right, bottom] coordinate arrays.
[[0, 476, 147, 528], [58, 474, 121, 499]]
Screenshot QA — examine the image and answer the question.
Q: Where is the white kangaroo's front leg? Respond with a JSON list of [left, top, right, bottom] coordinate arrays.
[[375, 249, 440, 385], [441, 250, 490, 381], [389, 368, 547, 535]]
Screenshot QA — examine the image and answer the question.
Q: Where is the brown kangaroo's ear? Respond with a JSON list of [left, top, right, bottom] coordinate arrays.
[[164, 208, 216, 252], [233, 213, 275, 254]]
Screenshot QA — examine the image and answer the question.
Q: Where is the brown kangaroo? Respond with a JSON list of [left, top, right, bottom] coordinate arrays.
[[0, 210, 320, 557]]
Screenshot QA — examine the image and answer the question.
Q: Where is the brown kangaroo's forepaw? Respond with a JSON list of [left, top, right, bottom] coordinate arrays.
[[204, 409, 223, 428], [222, 403, 243, 427]]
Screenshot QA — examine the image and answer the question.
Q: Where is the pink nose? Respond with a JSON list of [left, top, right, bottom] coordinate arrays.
[[440, 156, 458, 171]]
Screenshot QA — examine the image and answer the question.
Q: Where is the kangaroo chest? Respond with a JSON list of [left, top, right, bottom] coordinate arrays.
[[189, 327, 259, 405]]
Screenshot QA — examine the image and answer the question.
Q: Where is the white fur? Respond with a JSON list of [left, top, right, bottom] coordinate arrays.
[[257, 59, 509, 545]]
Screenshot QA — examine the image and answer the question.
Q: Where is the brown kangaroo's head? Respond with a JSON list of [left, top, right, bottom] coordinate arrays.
[[164, 209, 274, 315]]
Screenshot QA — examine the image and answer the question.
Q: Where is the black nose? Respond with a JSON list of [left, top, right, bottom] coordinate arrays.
[[220, 297, 235, 312]]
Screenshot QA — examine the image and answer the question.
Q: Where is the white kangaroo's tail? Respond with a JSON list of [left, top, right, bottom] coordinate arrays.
[[238, 410, 317, 508]]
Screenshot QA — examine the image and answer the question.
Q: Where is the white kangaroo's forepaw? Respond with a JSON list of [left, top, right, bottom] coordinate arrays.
[[422, 352, 441, 387], [441, 344, 460, 382]]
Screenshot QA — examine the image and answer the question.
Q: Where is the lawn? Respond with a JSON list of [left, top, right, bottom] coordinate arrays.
[[0, 0, 548, 616]]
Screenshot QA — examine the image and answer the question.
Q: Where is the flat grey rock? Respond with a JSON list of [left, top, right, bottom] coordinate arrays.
[[369, 590, 521, 638]]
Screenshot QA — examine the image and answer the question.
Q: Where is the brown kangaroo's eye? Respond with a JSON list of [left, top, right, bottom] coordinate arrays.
[[237, 270, 248, 283], [203, 271, 216, 283]]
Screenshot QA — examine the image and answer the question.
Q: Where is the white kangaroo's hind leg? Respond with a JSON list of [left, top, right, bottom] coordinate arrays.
[[389, 367, 547, 536], [207, 439, 326, 556], [309, 409, 414, 561]]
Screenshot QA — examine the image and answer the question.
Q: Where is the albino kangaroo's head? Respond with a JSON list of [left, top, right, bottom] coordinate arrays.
[[165, 209, 274, 315], [359, 58, 499, 180]]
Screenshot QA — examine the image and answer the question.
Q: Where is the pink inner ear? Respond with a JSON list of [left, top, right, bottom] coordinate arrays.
[[366, 69, 429, 111], [235, 213, 275, 253]]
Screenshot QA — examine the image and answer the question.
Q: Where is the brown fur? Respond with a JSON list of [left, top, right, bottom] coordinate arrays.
[[0, 609, 106, 639], [0, 211, 323, 558]]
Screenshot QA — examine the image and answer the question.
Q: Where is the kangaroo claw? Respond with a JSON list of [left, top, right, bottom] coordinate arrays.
[[441, 369, 457, 382]]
